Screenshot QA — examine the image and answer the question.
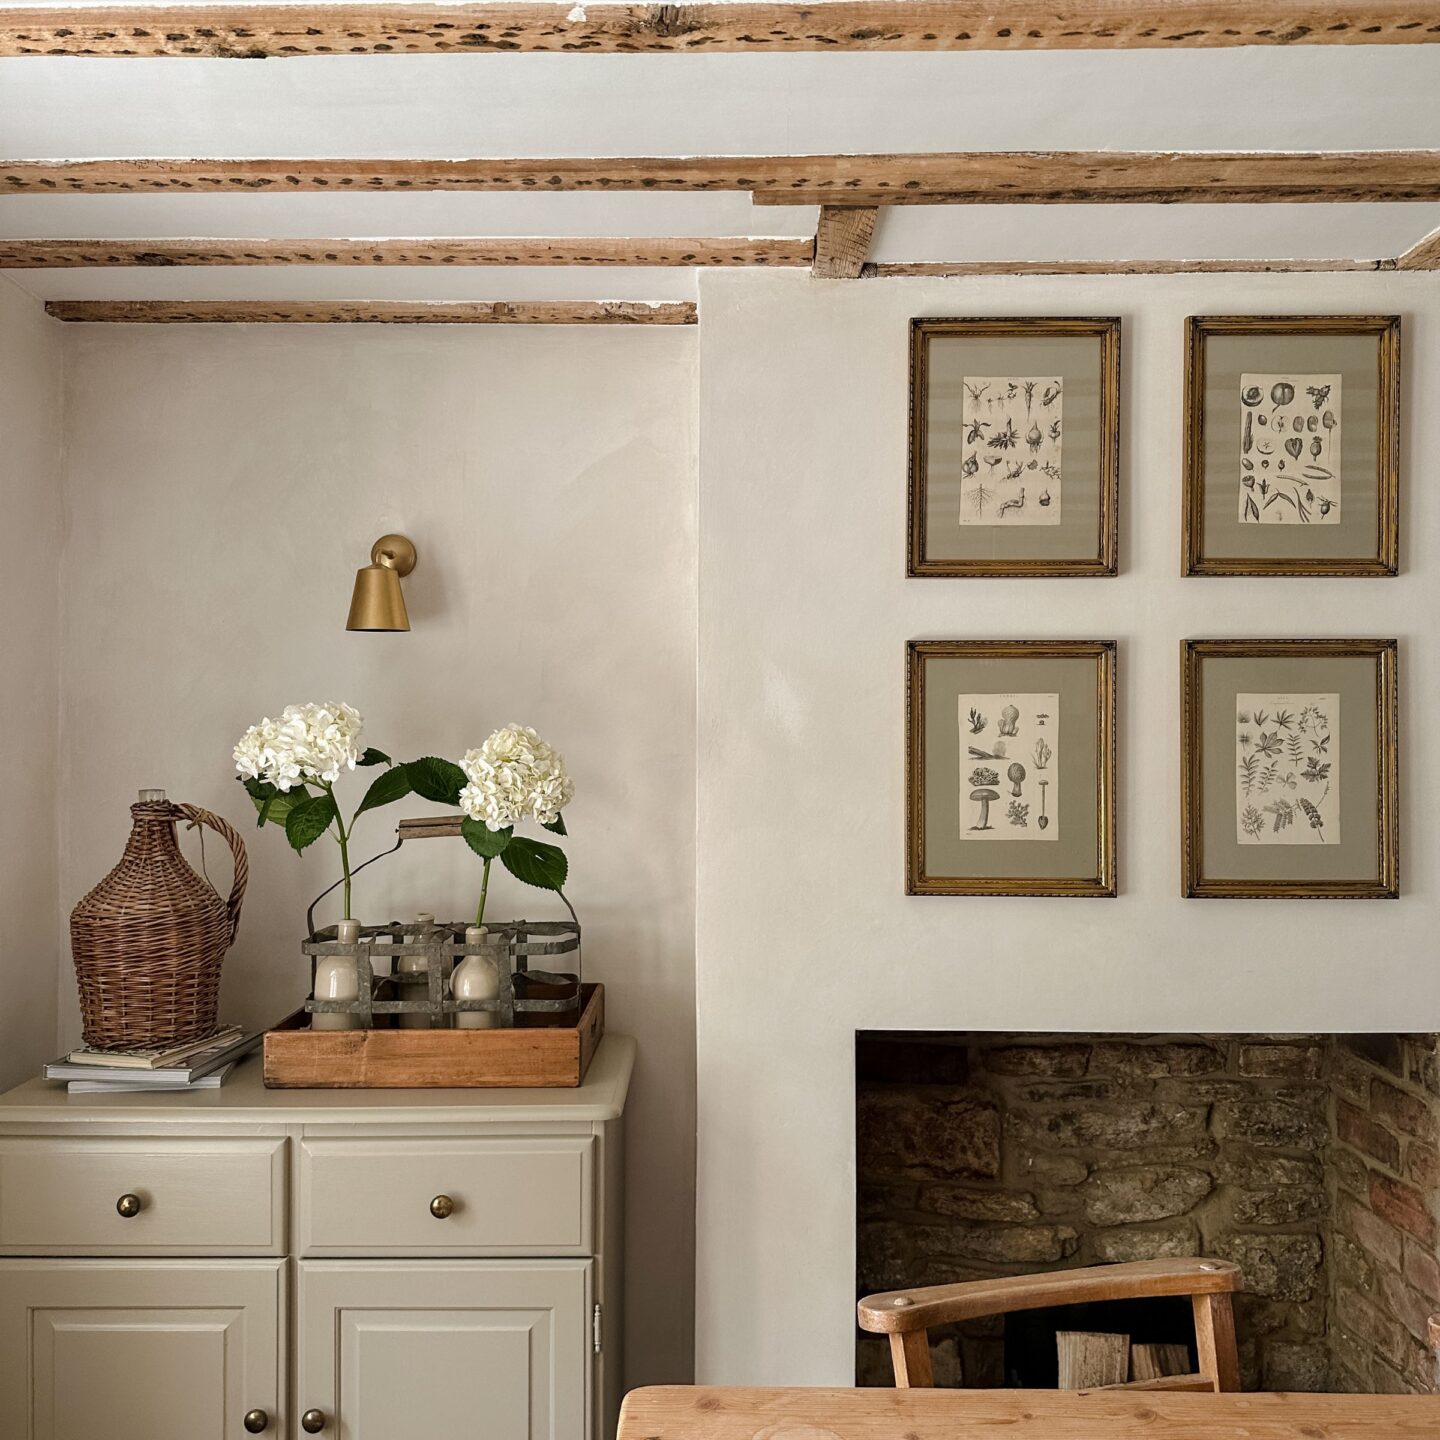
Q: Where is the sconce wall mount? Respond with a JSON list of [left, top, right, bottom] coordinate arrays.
[[347, 533, 417, 632]]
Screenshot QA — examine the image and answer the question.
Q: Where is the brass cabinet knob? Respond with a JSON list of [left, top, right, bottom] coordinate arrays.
[[116, 1193, 143, 1218], [243, 1410, 270, 1433], [301, 1409, 326, 1433], [429, 1194, 455, 1219]]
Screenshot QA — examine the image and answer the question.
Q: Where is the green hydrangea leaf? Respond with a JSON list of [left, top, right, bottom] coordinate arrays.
[[405, 756, 468, 806], [285, 791, 338, 853], [500, 837, 568, 891], [462, 816, 513, 859], [355, 764, 412, 817]]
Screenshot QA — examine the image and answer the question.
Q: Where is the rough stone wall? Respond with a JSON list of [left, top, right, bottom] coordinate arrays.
[[856, 1033, 1396, 1392], [1327, 1035, 1440, 1394]]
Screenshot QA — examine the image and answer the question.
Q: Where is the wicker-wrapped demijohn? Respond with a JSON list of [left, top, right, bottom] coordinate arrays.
[[70, 790, 248, 1050]]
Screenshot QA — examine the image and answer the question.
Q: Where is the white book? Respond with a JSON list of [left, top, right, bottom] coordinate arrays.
[[46, 1025, 264, 1086], [67, 1065, 234, 1095], [64, 1026, 243, 1071]]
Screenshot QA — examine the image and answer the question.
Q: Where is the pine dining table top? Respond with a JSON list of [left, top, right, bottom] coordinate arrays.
[[617, 1385, 1439, 1439]]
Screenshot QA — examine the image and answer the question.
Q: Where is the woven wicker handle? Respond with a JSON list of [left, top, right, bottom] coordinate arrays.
[[178, 804, 249, 945]]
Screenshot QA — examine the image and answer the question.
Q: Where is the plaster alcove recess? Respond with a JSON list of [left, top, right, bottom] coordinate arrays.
[[856, 1032, 1440, 1395]]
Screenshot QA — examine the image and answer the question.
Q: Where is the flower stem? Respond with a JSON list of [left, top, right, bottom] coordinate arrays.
[[475, 856, 492, 929], [325, 782, 354, 921]]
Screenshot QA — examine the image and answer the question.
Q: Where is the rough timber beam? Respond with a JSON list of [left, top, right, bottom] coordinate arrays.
[[1, 2, 1438, 58], [870, 257, 1398, 275], [0, 237, 812, 268], [9, 151, 1440, 202], [44, 300, 699, 323], [812, 206, 878, 279], [1396, 224, 1440, 267]]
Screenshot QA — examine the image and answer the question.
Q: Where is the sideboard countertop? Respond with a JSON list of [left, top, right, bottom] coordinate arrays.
[[0, 1032, 634, 1125]]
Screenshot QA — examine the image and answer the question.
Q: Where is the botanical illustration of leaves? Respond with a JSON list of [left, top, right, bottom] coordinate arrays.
[[1238, 754, 1260, 796], [1286, 734, 1305, 763], [1297, 797, 1326, 840], [1255, 731, 1282, 758], [1258, 762, 1278, 794], [1301, 760, 1331, 785], [1263, 799, 1296, 833], [1241, 805, 1265, 839], [1272, 709, 1295, 732]]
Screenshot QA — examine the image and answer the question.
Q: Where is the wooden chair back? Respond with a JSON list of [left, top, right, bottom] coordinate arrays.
[[857, 1257, 1242, 1392]]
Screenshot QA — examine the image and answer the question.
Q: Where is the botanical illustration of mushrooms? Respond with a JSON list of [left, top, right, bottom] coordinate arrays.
[[1007, 761, 1027, 797], [998, 704, 1020, 737], [970, 788, 999, 831]]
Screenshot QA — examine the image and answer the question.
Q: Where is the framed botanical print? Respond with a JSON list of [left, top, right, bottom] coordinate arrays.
[[1183, 316, 1400, 576], [1180, 639, 1398, 899], [908, 318, 1121, 577], [906, 640, 1116, 897]]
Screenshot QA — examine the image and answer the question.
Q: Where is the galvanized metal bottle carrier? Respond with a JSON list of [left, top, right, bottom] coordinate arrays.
[[301, 919, 581, 1028]]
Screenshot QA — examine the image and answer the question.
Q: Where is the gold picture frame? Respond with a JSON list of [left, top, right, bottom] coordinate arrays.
[[1180, 639, 1398, 899], [1182, 315, 1400, 577], [908, 317, 1121, 578], [906, 640, 1117, 897]]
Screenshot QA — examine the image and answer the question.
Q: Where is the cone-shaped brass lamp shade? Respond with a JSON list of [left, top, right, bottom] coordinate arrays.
[[346, 534, 416, 631]]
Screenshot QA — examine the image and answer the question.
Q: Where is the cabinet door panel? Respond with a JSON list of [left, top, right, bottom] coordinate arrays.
[[0, 1260, 283, 1440], [299, 1260, 591, 1440]]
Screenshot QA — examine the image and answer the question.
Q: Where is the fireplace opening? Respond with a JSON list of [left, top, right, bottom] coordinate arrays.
[[855, 1031, 1440, 1395], [1003, 1296, 1195, 1388]]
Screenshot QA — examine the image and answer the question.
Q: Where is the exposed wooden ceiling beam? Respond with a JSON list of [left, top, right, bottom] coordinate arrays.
[[0, 237, 811, 267], [44, 299, 698, 323], [1396, 224, 1440, 267], [870, 256, 1397, 275], [751, 150, 1440, 205], [8, 151, 1440, 203], [812, 206, 878, 279], [2, 1, 1438, 58]]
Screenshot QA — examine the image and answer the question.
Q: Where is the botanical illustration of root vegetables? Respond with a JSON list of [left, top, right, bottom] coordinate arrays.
[[959, 376, 1062, 528]]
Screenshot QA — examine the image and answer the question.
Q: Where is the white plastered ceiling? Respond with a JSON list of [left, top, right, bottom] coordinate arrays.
[[3, 46, 1440, 301]]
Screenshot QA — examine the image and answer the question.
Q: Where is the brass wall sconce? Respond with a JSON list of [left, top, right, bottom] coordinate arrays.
[[347, 534, 417, 632]]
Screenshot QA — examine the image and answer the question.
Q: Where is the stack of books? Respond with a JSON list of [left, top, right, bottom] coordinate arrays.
[[44, 1026, 263, 1093]]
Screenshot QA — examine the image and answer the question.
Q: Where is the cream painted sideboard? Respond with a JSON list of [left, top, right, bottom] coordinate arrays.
[[0, 1035, 633, 1440]]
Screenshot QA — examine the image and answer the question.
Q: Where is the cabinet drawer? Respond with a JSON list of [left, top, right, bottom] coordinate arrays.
[[300, 1136, 593, 1256], [0, 1137, 286, 1256]]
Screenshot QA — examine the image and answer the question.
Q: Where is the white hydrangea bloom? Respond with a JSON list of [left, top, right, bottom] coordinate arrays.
[[234, 701, 364, 791], [459, 724, 574, 831]]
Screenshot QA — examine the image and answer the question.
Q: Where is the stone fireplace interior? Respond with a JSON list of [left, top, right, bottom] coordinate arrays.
[[856, 1031, 1440, 1394]]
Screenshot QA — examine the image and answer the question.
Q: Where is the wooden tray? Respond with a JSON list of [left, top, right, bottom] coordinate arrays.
[[263, 983, 604, 1089]]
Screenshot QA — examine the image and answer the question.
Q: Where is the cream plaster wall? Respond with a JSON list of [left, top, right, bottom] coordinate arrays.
[[56, 322, 698, 1388], [693, 268, 1440, 1385], [0, 277, 63, 1091]]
